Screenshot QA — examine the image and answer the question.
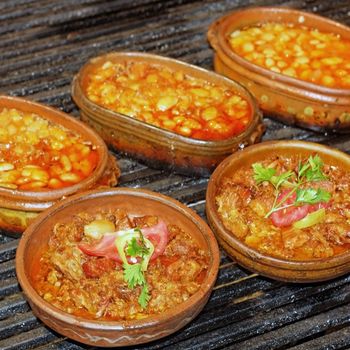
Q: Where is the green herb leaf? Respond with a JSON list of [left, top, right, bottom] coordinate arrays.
[[252, 163, 294, 190], [272, 170, 294, 190], [115, 228, 154, 309], [126, 237, 150, 257], [123, 263, 145, 289], [305, 155, 328, 182], [252, 163, 276, 184], [138, 284, 150, 309], [253, 154, 332, 222], [298, 161, 310, 180], [296, 188, 331, 204]]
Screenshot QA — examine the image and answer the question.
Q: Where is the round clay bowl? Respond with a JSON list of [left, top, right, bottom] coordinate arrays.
[[0, 95, 119, 234], [208, 7, 350, 132], [16, 188, 220, 347], [72, 51, 264, 176], [206, 140, 350, 282]]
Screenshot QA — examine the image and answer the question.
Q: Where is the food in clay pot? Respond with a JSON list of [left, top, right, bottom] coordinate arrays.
[[16, 188, 220, 347], [0, 95, 120, 235], [206, 140, 350, 282], [72, 52, 264, 175], [33, 210, 210, 320], [207, 7, 350, 132], [215, 152, 350, 261]]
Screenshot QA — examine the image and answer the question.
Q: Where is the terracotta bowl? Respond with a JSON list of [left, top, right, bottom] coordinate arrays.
[[0, 95, 120, 235], [208, 7, 350, 132], [206, 140, 350, 282], [72, 51, 264, 176], [16, 188, 220, 347]]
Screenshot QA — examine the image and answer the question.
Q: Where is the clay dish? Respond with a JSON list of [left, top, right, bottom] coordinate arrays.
[[208, 7, 350, 132], [16, 188, 220, 347], [72, 51, 264, 176], [206, 140, 350, 282], [0, 95, 119, 234]]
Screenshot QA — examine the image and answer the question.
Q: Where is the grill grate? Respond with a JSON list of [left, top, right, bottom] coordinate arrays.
[[1, 0, 350, 349]]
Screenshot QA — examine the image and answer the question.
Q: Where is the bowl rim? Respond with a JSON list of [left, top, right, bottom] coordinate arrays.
[[206, 139, 350, 271], [208, 6, 350, 96], [71, 50, 263, 149], [16, 187, 220, 330], [0, 95, 109, 204]]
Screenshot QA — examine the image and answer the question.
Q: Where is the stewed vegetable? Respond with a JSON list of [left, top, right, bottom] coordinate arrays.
[[216, 153, 350, 260]]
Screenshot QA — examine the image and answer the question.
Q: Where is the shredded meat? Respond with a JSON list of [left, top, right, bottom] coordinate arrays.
[[82, 257, 117, 278], [132, 215, 158, 228], [32, 209, 209, 321], [50, 246, 83, 282], [216, 154, 350, 260]]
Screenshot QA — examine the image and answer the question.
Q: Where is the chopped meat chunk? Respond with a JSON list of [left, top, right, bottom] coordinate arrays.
[[82, 257, 117, 278]]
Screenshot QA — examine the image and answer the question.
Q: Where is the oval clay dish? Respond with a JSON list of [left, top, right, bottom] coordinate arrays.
[[0, 95, 119, 234], [16, 188, 220, 347], [72, 52, 264, 176], [208, 7, 350, 133], [206, 140, 350, 283]]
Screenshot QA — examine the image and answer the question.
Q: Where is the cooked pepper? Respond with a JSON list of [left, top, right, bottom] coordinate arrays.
[[115, 229, 154, 271], [293, 208, 326, 229]]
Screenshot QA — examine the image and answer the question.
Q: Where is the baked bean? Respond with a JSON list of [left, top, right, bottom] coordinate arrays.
[[0, 183, 17, 189], [16, 177, 31, 185], [229, 23, 350, 88], [0, 163, 14, 172], [162, 119, 176, 129], [0, 108, 99, 191], [0, 170, 20, 184], [48, 178, 63, 189], [19, 181, 47, 190], [202, 107, 218, 121], [22, 167, 49, 183], [60, 155, 72, 172], [84, 61, 252, 141], [59, 173, 81, 183]]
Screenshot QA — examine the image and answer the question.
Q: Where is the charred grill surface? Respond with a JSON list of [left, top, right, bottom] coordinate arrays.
[[1, 1, 350, 349]]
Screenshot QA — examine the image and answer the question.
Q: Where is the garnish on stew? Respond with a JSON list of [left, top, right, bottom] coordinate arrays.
[[32, 210, 209, 320], [116, 228, 154, 308], [79, 221, 168, 308], [215, 153, 350, 260], [253, 155, 331, 227]]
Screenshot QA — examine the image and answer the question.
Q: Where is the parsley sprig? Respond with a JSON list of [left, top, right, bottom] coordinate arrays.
[[115, 228, 154, 309], [252, 155, 331, 218]]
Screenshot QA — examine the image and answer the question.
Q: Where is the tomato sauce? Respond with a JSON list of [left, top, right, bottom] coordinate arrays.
[[0, 108, 99, 191], [84, 61, 252, 141], [229, 23, 350, 89]]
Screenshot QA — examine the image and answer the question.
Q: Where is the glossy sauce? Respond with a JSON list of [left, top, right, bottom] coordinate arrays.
[[84, 61, 252, 141], [229, 23, 350, 89], [0, 108, 99, 190]]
